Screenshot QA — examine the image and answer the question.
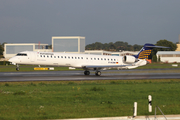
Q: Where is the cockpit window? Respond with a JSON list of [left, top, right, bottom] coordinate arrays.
[[16, 53, 27, 56]]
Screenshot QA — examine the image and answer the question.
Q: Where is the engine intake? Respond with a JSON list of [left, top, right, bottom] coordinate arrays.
[[123, 55, 136, 63]]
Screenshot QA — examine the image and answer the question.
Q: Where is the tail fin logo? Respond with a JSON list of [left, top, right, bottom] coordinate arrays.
[[135, 43, 169, 60], [138, 49, 152, 59]]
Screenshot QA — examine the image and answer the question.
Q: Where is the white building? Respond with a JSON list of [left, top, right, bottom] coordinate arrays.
[[4, 43, 51, 59], [157, 51, 180, 63], [112, 51, 139, 56], [52, 36, 85, 53], [85, 50, 112, 55]]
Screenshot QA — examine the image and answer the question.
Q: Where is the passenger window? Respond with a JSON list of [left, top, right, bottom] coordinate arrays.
[[98, 58, 99, 60], [68, 56, 70, 59], [75, 57, 77, 59], [104, 58, 106, 60], [114, 59, 116, 61], [111, 59, 113, 61], [65, 56, 66, 59], [101, 58, 103, 60], [81, 57, 83, 59], [51, 56, 52, 58], [91, 58, 92, 60], [61, 56, 63, 58], [72, 57, 73, 59], [78, 57, 80, 59], [94, 58, 96, 60], [86, 58, 88, 60], [44, 55, 45, 57], [54, 56, 56, 58]]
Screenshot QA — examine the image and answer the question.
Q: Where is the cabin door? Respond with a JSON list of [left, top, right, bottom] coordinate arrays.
[[30, 52, 36, 62]]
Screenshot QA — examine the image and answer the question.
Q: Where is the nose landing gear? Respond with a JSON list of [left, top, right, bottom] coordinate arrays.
[[16, 64, 19, 71]]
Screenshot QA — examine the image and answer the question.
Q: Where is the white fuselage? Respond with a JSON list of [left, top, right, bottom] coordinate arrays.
[[10, 51, 122, 66], [9, 51, 147, 71], [8, 51, 148, 76]]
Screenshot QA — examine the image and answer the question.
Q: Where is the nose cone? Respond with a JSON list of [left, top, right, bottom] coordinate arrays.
[[8, 57, 15, 62], [8, 57, 17, 65]]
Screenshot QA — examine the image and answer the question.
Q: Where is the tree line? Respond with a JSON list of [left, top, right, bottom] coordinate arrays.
[[85, 40, 176, 52], [85, 41, 142, 51], [0, 43, 5, 58]]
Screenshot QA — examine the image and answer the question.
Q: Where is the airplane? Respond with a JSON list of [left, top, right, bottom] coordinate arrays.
[[8, 43, 169, 76]]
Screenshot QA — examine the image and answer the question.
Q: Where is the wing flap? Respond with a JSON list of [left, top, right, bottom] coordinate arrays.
[[82, 64, 134, 69]]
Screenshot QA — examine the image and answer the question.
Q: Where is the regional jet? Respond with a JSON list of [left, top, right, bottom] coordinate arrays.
[[8, 43, 169, 76]]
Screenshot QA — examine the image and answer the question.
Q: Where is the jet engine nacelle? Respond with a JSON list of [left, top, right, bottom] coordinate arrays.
[[123, 55, 136, 63]]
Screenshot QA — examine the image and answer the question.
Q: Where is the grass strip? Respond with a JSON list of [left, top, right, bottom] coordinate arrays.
[[0, 79, 180, 120]]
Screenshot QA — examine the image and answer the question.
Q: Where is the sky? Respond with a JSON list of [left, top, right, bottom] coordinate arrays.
[[0, 0, 180, 46]]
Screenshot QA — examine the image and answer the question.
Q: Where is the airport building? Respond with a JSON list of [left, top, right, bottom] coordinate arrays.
[[84, 50, 139, 56], [112, 51, 139, 56], [157, 51, 180, 63], [52, 36, 85, 53], [4, 36, 85, 59], [85, 50, 112, 55], [4, 43, 51, 59]]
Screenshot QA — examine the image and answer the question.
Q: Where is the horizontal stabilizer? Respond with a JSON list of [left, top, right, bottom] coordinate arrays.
[[145, 45, 170, 48]]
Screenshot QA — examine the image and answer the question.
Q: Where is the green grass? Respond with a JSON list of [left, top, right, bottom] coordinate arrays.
[[0, 80, 180, 120], [137, 63, 180, 69]]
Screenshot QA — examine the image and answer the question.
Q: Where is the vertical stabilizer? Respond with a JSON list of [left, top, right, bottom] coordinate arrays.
[[134, 43, 169, 59]]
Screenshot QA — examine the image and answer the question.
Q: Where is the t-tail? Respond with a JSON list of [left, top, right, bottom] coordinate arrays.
[[134, 43, 169, 59]]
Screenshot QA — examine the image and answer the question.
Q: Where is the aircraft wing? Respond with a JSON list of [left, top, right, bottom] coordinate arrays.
[[82, 59, 147, 69], [82, 64, 134, 69]]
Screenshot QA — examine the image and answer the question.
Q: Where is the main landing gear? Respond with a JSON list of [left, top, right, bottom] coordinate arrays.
[[95, 71, 101, 76], [84, 71, 90, 75], [84, 70, 101, 76]]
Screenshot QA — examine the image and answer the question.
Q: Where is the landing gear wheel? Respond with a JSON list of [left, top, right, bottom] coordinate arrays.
[[16, 67, 19, 71], [95, 71, 101, 76], [84, 71, 90, 75]]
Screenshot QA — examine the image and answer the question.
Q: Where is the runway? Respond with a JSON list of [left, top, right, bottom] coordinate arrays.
[[1, 69, 180, 82]]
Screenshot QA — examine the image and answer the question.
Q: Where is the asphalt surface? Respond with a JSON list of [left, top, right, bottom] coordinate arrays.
[[0, 69, 180, 82]]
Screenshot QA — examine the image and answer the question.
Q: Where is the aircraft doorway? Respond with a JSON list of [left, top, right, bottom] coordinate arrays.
[[30, 52, 36, 62]]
